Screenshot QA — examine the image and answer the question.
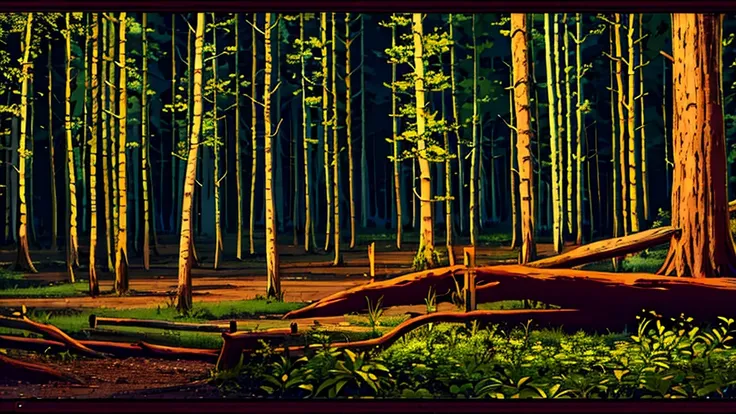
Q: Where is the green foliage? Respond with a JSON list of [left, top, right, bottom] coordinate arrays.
[[365, 296, 385, 336]]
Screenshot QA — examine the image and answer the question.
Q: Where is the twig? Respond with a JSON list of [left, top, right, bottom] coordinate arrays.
[[660, 50, 674, 63]]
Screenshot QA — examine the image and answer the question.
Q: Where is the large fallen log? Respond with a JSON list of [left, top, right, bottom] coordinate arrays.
[[527, 226, 679, 269], [0, 353, 82, 384], [0, 315, 105, 358], [89, 315, 233, 333], [283, 265, 466, 320]]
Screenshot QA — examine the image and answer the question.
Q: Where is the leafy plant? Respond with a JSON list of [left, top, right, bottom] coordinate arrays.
[[366, 296, 385, 337], [259, 355, 314, 398], [315, 349, 394, 398], [424, 287, 437, 314]]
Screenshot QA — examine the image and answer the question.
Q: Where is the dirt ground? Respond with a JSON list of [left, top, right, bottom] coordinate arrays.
[[0, 237, 562, 399]]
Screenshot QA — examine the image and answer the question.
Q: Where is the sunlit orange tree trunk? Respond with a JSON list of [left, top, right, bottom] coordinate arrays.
[[511, 14, 536, 264], [658, 14, 736, 278], [176, 13, 205, 313], [114, 12, 129, 295]]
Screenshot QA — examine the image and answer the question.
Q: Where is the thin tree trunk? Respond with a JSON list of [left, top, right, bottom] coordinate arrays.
[[65, 13, 80, 282], [440, 54, 452, 252], [509, 62, 519, 249], [511, 14, 537, 264], [331, 12, 341, 266], [14, 13, 36, 274], [109, 15, 118, 257], [81, 15, 89, 236], [360, 14, 369, 229], [626, 14, 640, 233], [529, 14, 543, 233], [212, 14, 223, 270], [544, 14, 562, 254], [171, 15, 178, 235], [469, 15, 479, 247], [176, 13, 205, 313], [391, 16, 402, 250], [345, 13, 356, 250], [321, 13, 332, 252], [412, 13, 435, 268], [264, 13, 282, 299], [141, 13, 151, 271], [249, 13, 258, 255], [614, 14, 630, 236], [663, 56, 670, 200], [47, 42, 58, 252], [88, 13, 100, 295], [114, 12, 129, 295], [609, 24, 622, 240], [553, 13, 564, 247], [234, 14, 244, 259], [639, 13, 649, 222], [300, 14, 314, 253], [449, 14, 463, 235], [575, 13, 584, 245], [564, 14, 573, 238]]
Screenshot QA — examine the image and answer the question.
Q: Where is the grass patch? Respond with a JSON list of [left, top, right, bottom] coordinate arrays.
[[0, 281, 92, 298], [345, 314, 409, 328]]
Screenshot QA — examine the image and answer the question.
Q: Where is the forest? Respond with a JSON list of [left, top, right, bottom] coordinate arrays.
[[2, 11, 736, 401]]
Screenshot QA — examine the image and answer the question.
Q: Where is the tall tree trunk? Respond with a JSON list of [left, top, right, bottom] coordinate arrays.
[[449, 14, 464, 235], [412, 13, 435, 268], [300, 14, 314, 253], [176, 12, 205, 313], [65, 13, 80, 282], [141, 13, 151, 271], [639, 14, 649, 222], [101, 17, 113, 272], [360, 14, 369, 229], [544, 14, 562, 254], [511, 14, 537, 264], [391, 16, 402, 250], [609, 24, 622, 240], [14, 13, 36, 274], [469, 15, 479, 247], [663, 56, 671, 202], [331, 12, 341, 266], [264, 13, 282, 299], [212, 14, 223, 270], [109, 15, 118, 258], [171, 15, 178, 235], [235, 14, 243, 259], [529, 14, 543, 233], [553, 14, 564, 247], [115, 12, 129, 295], [564, 14, 573, 238], [614, 14, 630, 236], [321, 13, 332, 252], [47, 42, 58, 252], [658, 14, 736, 278], [440, 54, 452, 251], [509, 61, 519, 249], [81, 15, 89, 236], [575, 13, 584, 245], [88, 13, 100, 295], [345, 13, 356, 250], [249, 13, 258, 255], [626, 14, 640, 233], [275, 20, 284, 235]]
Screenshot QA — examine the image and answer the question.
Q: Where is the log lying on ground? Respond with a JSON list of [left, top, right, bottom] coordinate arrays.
[[0, 353, 82, 384], [284, 229, 682, 320], [216, 327, 301, 371], [138, 341, 219, 363], [527, 226, 679, 269], [0, 334, 67, 354], [0, 315, 105, 358], [473, 265, 736, 328], [90, 315, 232, 333], [283, 265, 466, 320]]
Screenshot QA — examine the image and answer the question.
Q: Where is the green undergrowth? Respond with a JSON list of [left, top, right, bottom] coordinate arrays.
[[212, 311, 736, 399]]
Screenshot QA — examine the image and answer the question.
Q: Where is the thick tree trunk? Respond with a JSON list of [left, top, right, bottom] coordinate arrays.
[[511, 14, 536, 264], [264, 13, 282, 299], [14, 13, 36, 274], [176, 13, 205, 313], [101, 17, 113, 272], [659, 14, 736, 278]]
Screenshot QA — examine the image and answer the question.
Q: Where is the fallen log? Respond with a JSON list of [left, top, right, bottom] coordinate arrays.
[[138, 341, 219, 363], [527, 226, 679, 269], [283, 265, 466, 320], [473, 265, 736, 328], [0, 315, 105, 358], [0, 335, 66, 354], [0, 353, 82, 384], [89, 315, 233, 333], [216, 327, 301, 371]]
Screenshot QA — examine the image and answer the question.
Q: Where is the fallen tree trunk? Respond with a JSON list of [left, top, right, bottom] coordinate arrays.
[[527, 226, 679, 269], [472, 265, 736, 328], [0, 353, 82, 384], [0, 315, 105, 358], [216, 327, 301, 371], [138, 341, 219, 363], [90, 315, 232, 333], [0, 335, 66, 354]]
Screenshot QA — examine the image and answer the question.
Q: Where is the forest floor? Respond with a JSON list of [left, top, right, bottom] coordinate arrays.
[[0, 233, 575, 399]]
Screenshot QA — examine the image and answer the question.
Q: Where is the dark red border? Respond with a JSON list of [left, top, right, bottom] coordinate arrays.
[[1, 0, 736, 412], [2, 400, 736, 413], [0, 0, 736, 12]]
